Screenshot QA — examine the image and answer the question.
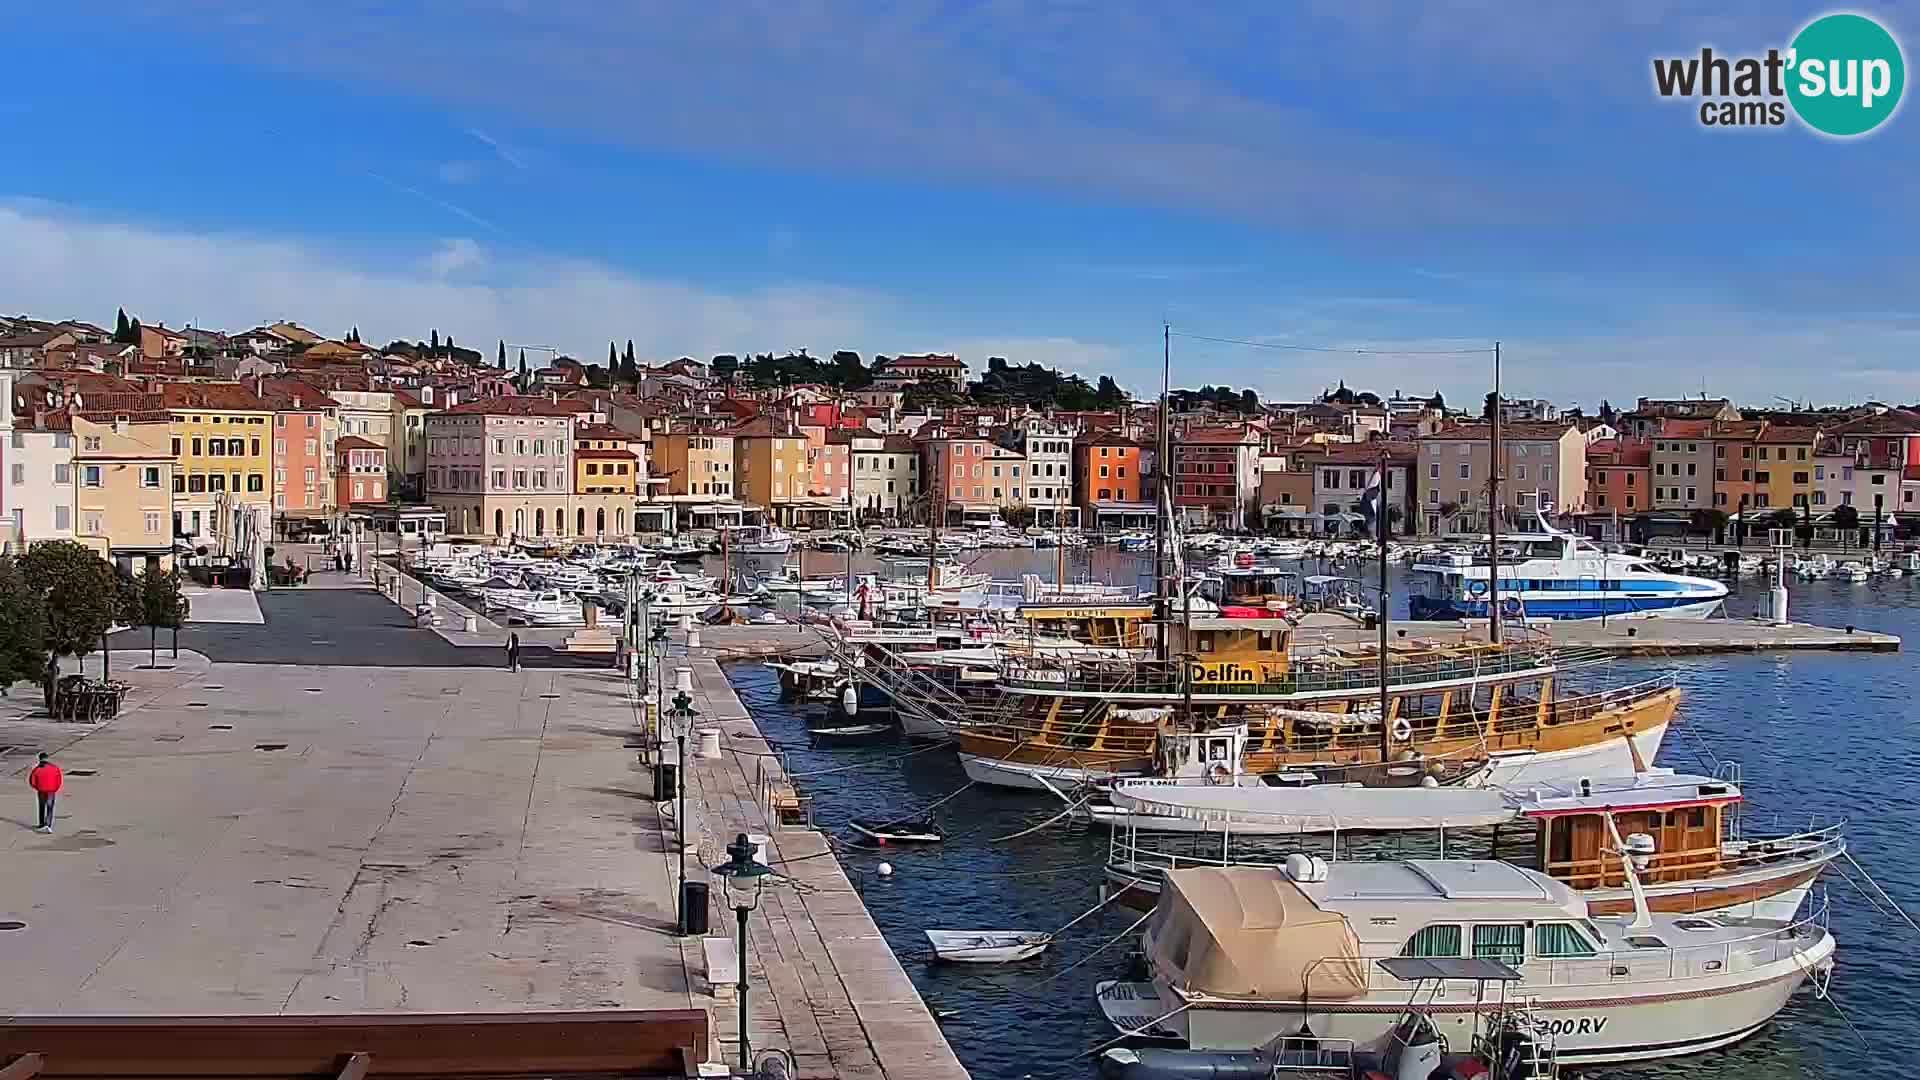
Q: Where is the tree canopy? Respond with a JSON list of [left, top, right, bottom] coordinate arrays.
[[21, 541, 118, 660], [0, 556, 46, 689]]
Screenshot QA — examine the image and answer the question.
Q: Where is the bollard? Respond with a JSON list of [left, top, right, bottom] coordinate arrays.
[[698, 727, 723, 759], [462, 614, 478, 633], [688, 628, 702, 650]]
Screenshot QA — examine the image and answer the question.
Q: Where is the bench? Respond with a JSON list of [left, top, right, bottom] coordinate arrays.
[[701, 936, 738, 1000]]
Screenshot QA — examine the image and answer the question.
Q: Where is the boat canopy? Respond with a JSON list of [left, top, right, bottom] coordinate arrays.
[[1112, 781, 1517, 832], [1151, 867, 1366, 1001]]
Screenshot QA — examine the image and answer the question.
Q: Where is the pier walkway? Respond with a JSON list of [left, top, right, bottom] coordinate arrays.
[[0, 579, 966, 1080]]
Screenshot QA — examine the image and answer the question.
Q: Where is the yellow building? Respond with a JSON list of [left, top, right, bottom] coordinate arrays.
[[1756, 425, 1818, 512], [652, 430, 735, 498], [573, 423, 641, 496], [161, 382, 274, 543], [73, 408, 176, 572], [730, 416, 810, 517]]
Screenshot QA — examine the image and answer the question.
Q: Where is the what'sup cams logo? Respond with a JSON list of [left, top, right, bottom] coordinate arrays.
[[1653, 12, 1905, 136]]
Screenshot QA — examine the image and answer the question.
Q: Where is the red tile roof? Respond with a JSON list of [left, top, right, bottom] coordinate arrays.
[[255, 378, 343, 411], [1831, 409, 1920, 436], [335, 435, 385, 452], [1425, 422, 1575, 441], [159, 382, 270, 411], [440, 396, 578, 417], [1658, 419, 1713, 437], [1181, 425, 1259, 445], [1757, 425, 1818, 444], [575, 448, 638, 460]]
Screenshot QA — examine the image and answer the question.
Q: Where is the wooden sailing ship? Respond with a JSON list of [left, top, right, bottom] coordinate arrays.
[[954, 618, 1678, 791]]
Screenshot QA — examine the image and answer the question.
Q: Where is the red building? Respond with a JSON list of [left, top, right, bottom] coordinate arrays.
[[1171, 425, 1261, 530], [334, 435, 388, 508]]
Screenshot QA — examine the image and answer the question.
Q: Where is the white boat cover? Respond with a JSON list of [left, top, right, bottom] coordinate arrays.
[[1110, 781, 1519, 832], [1151, 867, 1366, 1000]]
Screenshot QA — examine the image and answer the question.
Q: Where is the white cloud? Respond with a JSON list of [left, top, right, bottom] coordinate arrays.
[[0, 203, 880, 361]]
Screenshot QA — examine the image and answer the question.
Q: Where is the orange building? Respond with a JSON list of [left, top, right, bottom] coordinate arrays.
[[334, 435, 388, 507], [1076, 430, 1146, 528], [257, 378, 340, 526]]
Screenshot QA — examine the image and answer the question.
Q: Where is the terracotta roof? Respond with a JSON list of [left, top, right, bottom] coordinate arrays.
[[74, 409, 171, 424], [389, 388, 424, 409], [439, 396, 578, 417], [574, 423, 631, 441], [1830, 409, 1920, 436], [255, 378, 343, 410], [334, 435, 385, 451], [1658, 419, 1713, 437], [575, 448, 638, 460], [1710, 420, 1767, 439], [71, 391, 167, 415], [159, 382, 270, 411], [1757, 425, 1818, 444], [728, 415, 801, 438], [881, 433, 916, 453], [1424, 422, 1574, 441], [1182, 425, 1259, 445], [880, 353, 964, 368]]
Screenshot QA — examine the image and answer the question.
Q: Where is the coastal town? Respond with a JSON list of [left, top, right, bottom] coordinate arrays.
[[1, 311, 1917, 572]]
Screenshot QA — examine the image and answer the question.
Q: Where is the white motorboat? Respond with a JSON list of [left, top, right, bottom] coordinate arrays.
[[1794, 554, 1835, 580], [499, 589, 583, 626], [718, 524, 794, 556], [1839, 560, 1872, 582], [1096, 859, 1835, 1065], [757, 564, 849, 598], [924, 929, 1052, 963]]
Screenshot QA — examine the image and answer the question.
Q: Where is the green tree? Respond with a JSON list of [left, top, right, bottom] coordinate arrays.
[[1832, 503, 1860, 549], [711, 354, 739, 383], [1483, 391, 1499, 420], [126, 566, 189, 667], [608, 340, 618, 369], [430, 329, 440, 351], [1096, 375, 1125, 408], [348, 325, 360, 344], [113, 308, 132, 342], [0, 556, 46, 693], [22, 541, 118, 671], [1427, 390, 1446, 411], [1240, 389, 1260, 412], [497, 339, 507, 368], [127, 317, 143, 344], [620, 340, 639, 384], [518, 348, 528, 382]]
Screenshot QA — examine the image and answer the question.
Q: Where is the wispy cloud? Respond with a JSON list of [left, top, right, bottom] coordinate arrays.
[[466, 127, 527, 171], [364, 170, 503, 234]]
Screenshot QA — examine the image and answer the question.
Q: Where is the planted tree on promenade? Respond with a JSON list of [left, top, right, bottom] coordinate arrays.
[[0, 556, 46, 694], [23, 541, 119, 676]]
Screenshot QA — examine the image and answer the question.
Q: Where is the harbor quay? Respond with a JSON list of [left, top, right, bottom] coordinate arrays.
[[0, 579, 966, 1080]]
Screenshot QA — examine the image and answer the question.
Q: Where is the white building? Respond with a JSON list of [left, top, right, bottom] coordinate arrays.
[[6, 405, 76, 549], [849, 432, 920, 520]]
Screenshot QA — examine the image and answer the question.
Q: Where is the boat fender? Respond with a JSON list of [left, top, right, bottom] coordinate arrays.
[[1391, 717, 1414, 742], [876, 861, 893, 878], [839, 683, 860, 716]]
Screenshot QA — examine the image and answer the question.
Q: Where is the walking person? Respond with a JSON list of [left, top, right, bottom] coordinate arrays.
[[28, 752, 61, 833], [506, 631, 521, 672]]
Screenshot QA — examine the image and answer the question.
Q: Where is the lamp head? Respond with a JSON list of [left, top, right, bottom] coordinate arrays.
[[711, 832, 772, 909]]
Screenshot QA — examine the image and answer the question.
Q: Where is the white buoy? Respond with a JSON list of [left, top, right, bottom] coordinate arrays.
[[840, 683, 859, 716], [877, 861, 894, 878]]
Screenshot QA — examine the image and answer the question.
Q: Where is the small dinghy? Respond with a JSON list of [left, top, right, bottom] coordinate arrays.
[[848, 816, 944, 844], [925, 929, 1052, 963]]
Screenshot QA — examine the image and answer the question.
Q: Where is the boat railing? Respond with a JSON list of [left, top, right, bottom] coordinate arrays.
[[1544, 820, 1846, 889], [1348, 892, 1832, 994], [1000, 645, 1558, 697]]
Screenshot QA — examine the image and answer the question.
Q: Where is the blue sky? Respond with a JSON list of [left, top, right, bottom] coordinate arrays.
[[4, 2, 1916, 406]]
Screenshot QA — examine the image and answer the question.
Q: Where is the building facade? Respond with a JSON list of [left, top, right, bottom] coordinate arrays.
[[1650, 420, 1714, 512], [73, 412, 175, 571], [163, 382, 274, 545], [423, 398, 576, 539], [1171, 426, 1261, 530], [849, 432, 919, 520], [333, 435, 388, 509], [1416, 422, 1587, 535]]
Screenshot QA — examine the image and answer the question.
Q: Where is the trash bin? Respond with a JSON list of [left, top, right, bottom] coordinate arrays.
[[655, 760, 678, 801], [680, 880, 710, 935]]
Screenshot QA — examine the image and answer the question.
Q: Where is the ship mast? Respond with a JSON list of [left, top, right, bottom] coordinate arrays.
[[1154, 322, 1171, 663], [1377, 444, 1392, 764], [1487, 340, 1503, 645]]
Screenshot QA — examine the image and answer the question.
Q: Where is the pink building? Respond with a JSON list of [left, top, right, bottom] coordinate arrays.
[[335, 435, 388, 507], [424, 396, 576, 539]]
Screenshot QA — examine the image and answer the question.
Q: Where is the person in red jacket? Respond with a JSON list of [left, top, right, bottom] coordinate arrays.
[[28, 752, 61, 833]]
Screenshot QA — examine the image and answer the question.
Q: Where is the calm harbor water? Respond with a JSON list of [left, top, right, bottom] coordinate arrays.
[[724, 546, 1920, 1078]]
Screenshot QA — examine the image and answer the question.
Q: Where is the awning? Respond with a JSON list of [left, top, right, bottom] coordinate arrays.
[[1153, 867, 1367, 1000]]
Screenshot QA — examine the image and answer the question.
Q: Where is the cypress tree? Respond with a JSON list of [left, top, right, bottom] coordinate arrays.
[[430, 329, 440, 351], [113, 308, 130, 341], [498, 339, 507, 368], [518, 348, 528, 382]]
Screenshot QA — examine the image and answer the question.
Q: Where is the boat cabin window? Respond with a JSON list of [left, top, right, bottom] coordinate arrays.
[[1471, 923, 1525, 965], [1196, 633, 1214, 653], [1398, 924, 1462, 958], [1626, 935, 1668, 950], [1533, 923, 1597, 958], [1257, 630, 1277, 652]]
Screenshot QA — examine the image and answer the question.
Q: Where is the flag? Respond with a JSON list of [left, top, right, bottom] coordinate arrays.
[[1358, 468, 1385, 536]]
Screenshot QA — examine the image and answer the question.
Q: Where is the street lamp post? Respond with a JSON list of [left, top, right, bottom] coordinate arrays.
[[669, 668, 699, 933], [710, 832, 772, 1072]]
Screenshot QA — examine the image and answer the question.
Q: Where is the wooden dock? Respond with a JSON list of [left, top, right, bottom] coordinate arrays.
[[672, 645, 968, 1080], [1293, 614, 1901, 655]]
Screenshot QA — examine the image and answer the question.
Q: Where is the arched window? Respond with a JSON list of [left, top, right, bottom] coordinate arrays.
[[493, 508, 504, 536], [535, 508, 545, 535], [577, 508, 586, 534], [596, 507, 606, 534], [616, 508, 626, 533], [514, 508, 525, 536], [554, 510, 564, 536]]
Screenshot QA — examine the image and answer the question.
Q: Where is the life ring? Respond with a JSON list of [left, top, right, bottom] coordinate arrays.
[[1466, 579, 1489, 597], [1502, 596, 1524, 617], [1391, 717, 1414, 742], [1207, 763, 1233, 785]]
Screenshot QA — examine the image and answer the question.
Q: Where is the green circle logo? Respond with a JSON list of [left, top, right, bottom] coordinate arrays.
[[1787, 13, 1906, 136]]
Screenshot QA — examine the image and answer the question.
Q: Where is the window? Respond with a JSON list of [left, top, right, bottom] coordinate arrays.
[[1117, 466, 1127, 478], [145, 511, 162, 535], [304, 438, 317, 456], [1399, 925, 1462, 958], [208, 474, 226, 492], [1515, 464, 1527, 480], [1472, 923, 1526, 965], [229, 439, 244, 455], [188, 474, 206, 493], [172, 437, 182, 456], [7, 464, 19, 485], [1429, 462, 1440, 479], [1798, 447, 1808, 460], [247, 473, 264, 493], [173, 474, 185, 494], [1427, 488, 1439, 505], [141, 466, 160, 488], [1458, 463, 1471, 479], [52, 462, 71, 485], [55, 505, 70, 531], [1792, 471, 1809, 485], [1815, 464, 1825, 481]]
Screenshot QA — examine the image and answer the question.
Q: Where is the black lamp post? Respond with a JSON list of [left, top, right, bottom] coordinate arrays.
[[669, 675, 698, 933], [711, 832, 772, 1071]]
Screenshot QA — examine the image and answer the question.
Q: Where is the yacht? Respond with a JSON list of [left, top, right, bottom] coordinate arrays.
[[1098, 765, 1844, 922], [1095, 860, 1834, 1064], [717, 524, 794, 556], [499, 589, 584, 626], [1409, 513, 1727, 621]]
